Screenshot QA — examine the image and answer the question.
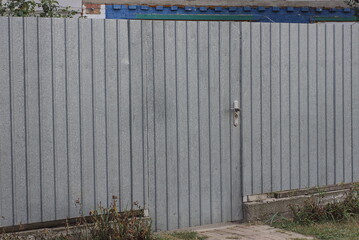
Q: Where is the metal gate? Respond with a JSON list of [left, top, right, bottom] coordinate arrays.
[[1, 17, 358, 232], [145, 21, 242, 230], [0, 17, 242, 231]]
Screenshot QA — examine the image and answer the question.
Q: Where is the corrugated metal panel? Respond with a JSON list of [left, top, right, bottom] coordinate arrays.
[[240, 22, 359, 195], [0, 17, 243, 231], [0, 17, 358, 231], [0, 17, 148, 226]]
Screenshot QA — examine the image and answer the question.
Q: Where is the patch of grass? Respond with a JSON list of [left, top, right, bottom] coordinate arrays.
[[157, 231, 207, 240], [272, 218, 359, 240], [268, 183, 359, 240], [289, 184, 359, 224]]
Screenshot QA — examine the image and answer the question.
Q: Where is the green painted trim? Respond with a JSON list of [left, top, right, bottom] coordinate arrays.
[[135, 14, 254, 21], [313, 16, 358, 22]]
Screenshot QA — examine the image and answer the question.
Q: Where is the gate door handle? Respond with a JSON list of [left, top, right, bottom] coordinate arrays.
[[231, 100, 240, 127]]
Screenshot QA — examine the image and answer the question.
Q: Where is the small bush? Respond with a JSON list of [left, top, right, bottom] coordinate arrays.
[[86, 201, 154, 240], [289, 184, 359, 224], [1, 198, 156, 240]]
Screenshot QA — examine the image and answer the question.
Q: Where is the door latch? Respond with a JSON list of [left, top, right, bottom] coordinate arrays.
[[232, 100, 240, 127]]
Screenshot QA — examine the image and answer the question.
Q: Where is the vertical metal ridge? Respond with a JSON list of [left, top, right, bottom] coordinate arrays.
[[163, 21, 169, 229], [298, 24, 301, 188], [250, 22, 253, 194], [64, 18, 70, 217], [144, 20, 150, 214], [151, 20, 158, 230], [127, 20, 133, 206], [279, 23, 283, 190], [104, 20, 109, 207], [140, 20, 146, 208], [91, 19, 96, 208], [288, 24, 292, 189], [36, 17, 43, 222], [218, 22, 223, 222], [239, 21, 244, 207], [77, 18, 84, 214], [23, 17, 29, 224], [50, 18, 57, 219], [269, 23, 273, 192], [207, 21, 212, 223], [350, 24, 353, 182], [239, 21, 243, 203], [196, 21, 202, 225], [259, 22, 263, 193], [175, 21, 180, 229], [316, 24, 319, 186], [325, 24, 328, 185], [341, 24, 345, 181], [333, 24, 337, 184], [306, 24, 310, 186], [116, 19, 121, 210], [228, 22, 232, 220], [187, 21, 193, 226], [8, 17, 15, 225]]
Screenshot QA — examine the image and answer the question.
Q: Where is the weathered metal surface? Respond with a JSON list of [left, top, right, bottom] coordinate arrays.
[[240, 22, 359, 195], [0, 17, 243, 231], [0, 17, 358, 232]]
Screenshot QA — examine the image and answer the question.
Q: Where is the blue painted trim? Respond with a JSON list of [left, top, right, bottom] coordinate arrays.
[[156, 6, 164, 11], [243, 6, 251, 12], [113, 5, 121, 10], [272, 7, 280, 12], [106, 5, 357, 23], [215, 7, 223, 12], [258, 6, 265, 12], [135, 14, 256, 21]]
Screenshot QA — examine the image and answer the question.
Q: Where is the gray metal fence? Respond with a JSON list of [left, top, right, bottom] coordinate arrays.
[[0, 17, 358, 231], [241, 23, 359, 195]]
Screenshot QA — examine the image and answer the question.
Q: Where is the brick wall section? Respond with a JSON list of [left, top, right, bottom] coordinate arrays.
[[84, 4, 102, 14], [83, 3, 107, 18]]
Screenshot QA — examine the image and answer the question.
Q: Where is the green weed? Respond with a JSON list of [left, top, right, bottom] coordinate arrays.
[[289, 184, 359, 224], [1, 197, 155, 240]]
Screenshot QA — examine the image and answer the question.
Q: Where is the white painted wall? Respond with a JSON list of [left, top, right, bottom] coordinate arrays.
[[58, 0, 83, 12]]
